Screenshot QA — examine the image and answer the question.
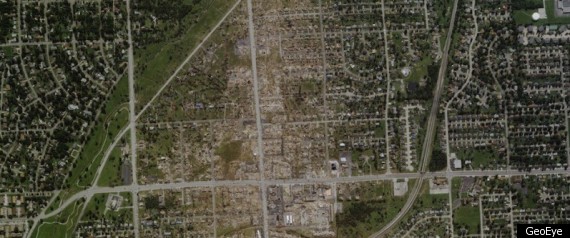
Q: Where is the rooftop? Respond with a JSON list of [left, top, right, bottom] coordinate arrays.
[[559, 0, 570, 13]]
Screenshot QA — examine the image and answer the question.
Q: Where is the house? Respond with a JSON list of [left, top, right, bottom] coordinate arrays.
[[454, 159, 462, 169]]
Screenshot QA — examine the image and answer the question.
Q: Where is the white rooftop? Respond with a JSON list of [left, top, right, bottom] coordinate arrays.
[[454, 159, 462, 169]]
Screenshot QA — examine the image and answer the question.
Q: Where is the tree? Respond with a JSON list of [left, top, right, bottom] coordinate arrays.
[[429, 149, 447, 171], [144, 195, 159, 210]]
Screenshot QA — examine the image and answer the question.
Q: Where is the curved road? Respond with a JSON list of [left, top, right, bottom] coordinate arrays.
[[370, 0, 460, 237]]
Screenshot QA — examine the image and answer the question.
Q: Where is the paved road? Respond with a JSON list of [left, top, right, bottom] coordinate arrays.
[[125, 0, 140, 236], [245, 0, 270, 236], [92, 127, 130, 187], [370, 0, 460, 236], [39, 167, 567, 220], [381, 0, 393, 175]]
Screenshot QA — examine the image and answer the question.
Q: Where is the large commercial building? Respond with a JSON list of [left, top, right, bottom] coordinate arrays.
[[558, 0, 570, 13]]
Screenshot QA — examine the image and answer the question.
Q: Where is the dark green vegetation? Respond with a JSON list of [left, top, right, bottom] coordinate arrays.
[[435, 0, 454, 27], [133, 0, 236, 111], [451, 177, 481, 234], [136, 0, 251, 123], [429, 148, 447, 171], [336, 182, 407, 237], [512, 0, 544, 11], [0, 1, 15, 42], [389, 181, 449, 237], [405, 63, 440, 101]]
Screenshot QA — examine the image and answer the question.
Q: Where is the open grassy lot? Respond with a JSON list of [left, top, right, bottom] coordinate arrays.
[[80, 193, 133, 223], [134, 0, 236, 111], [455, 148, 502, 169], [514, 0, 570, 25], [47, 74, 129, 213], [216, 140, 243, 174], [454, 206, 480, 234], [407, 56, 433, 83], [417, 187, 448, 210], [82, 194, 107, 221], [31, 200, 85, 238], [336, 181, 412, 237], [68, 75, 129, 189], [96, 140, 126, 187]]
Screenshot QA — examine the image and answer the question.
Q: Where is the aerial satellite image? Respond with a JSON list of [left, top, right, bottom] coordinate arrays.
[[0, 0, 569, 237]]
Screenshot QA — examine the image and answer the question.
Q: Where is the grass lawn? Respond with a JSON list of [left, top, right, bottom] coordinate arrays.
[[47, 75, 130, 213], [96, 142, 125, 187], [80, 193, 133, 224], [455, 148, 501, 169], [81, 194, 107, 221], [336, 182, 407, 237], [514, 0, 570, 25], [119, 192, 133, 207], [135, 0, 236, 111], [452, 177, 461, 196], [407, 56, 433, 83], [513, 10, 538, 24], [374, 121, 386, 138], [454, 206, 480, 234], [435, 0, 453, 27], [416, 181, 449, 211], [31, 200, 85, 238], [216, 140, 251, 177], [215, 140, 243, 164]]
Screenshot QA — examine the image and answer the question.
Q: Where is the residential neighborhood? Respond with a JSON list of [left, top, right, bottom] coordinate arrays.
[[0, 0, 568, 237]]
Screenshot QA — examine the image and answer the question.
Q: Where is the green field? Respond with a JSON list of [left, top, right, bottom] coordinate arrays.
[[336, 181, 412, 237], [96, 139, 126, 187], [81, 194, 107, 221], [47, 74, 130, 213], [81, 193, 133, 224], [31, 200, 85, 238], [70, 74, 129, 188], [413, 181, 450, 212], [134, 0, 236, 112], [452, 177, 462, 196], [454, 206, 481, 234], [514, 0, 570, 25], [407, 56, 434, 83], [455, 148, 501, 169]]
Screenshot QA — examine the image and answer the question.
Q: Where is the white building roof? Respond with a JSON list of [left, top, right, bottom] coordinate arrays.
[[454, 159, 462, 169]]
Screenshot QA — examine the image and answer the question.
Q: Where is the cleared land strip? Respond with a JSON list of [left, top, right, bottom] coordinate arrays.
[[135, 0, 242, 120]]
